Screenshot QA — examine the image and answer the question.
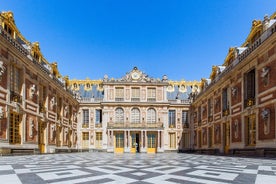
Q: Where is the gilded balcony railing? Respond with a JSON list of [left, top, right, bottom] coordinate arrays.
[[95, 123, 102, 128], [82, 123, 89, 128], [244, 98, 255, 108], [107, 122, 163, 129]]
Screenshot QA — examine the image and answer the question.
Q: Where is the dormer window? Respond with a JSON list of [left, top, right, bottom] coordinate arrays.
[[33, 52, 40, 61], [4, 23, 13, 35]]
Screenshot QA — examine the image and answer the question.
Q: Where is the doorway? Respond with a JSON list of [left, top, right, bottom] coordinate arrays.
[[131, 133, 140, 153]]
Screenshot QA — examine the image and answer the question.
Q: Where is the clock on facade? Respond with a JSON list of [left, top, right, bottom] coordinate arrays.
[[131, 72, 140, 80]]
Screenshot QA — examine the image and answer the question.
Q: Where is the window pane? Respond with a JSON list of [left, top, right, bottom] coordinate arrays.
[[115, 87, 124, 98], [182, 111, 188, 124], [147, 108, 156, 123], [131, 108, 140, 123], [95, 109, 102, 124], [115, 108, 124, 123], [83, 109, 89, 124], [168, 110, 175, 125]]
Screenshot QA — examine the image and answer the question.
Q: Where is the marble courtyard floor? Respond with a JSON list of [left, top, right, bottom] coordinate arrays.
[[0, 152, 276, 184]]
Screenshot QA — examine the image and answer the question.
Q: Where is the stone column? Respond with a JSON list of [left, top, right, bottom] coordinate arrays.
[[161, 130, 164, 151], [145, 130, 147, 149]]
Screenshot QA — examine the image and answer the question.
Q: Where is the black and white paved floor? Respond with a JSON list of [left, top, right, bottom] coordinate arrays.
[[0, 152, 276, 183]]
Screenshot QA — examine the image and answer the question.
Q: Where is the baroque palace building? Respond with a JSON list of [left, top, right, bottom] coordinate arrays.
[[0, 10, 275, 155], [70, 67, 200, 153], [192, 13, 276, 156], [0, 11, 79, 154]]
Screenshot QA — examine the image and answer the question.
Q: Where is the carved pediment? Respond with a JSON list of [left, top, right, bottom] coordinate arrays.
[[114, 67, 160, 83]]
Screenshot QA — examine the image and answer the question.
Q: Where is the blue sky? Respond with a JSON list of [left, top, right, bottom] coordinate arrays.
[[1, 1, 275, 81]]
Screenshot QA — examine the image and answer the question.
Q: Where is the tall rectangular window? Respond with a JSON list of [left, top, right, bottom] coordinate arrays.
[[222, 88, 228, 115], [95, 109, 102, 124], [147, 88, 156, 101], [82, 132, 89, 140], [11, 66, 20, 93], [208, 98, 213, 116], [9, 112, 20, 144], [131, 87, 140, 101], [115, 87, 124, 101], [95, 132, 102, 148], [244, 69, 255, 107], [168, 110, 176, 128], [116, 133, 124, 148], [198, 106, 201, 122], [147, 134, 156, 148], [169, 133, 176, 149], [182, 110, 188, 125], [82, 109, 89, 127]]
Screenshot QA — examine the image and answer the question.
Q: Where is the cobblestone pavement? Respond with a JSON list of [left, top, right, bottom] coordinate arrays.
[[0, 152, 276, 184]]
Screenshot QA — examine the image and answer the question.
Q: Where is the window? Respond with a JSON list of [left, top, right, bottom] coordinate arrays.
[[95, 132, 102, 148], [147, 108, 156, 123], [115, 87, 124, 101], [4, 23, 13, 35], [182, 110, 188, 124], [208, 98, 213, 117], [131, 87, 140, 101], [169, 133, 176, 149], [9, 112, 20, 144], [82, 109, 89, 127], [198, 106, 201, 123], [82, 132, 89, 140], [168, 110, 176, 128], [10, 65, 20, 94], [115, 108, 124, 123], [244, 69, 255, 107], [147, 88, 156, 101], [131, 108, 140, 123], [116, 133, 124, 148], [222, 88, 229, 115], [147, 134, 156, 148], [95, 109, 102, 124]]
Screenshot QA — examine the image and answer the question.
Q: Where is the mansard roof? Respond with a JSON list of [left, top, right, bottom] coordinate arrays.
[[0, 11, 66, 83], [199, 12, 276, 95]]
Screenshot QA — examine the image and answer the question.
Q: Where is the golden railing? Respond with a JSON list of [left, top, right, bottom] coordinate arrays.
[[107, 122, 163, 129]]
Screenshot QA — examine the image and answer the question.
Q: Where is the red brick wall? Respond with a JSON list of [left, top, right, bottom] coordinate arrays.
[[214, 123, 221, 144], [202, 127, 207, 146], [258, 105, 275, 140], [214, 96, 221, 114], [48, 122, 56, 145], [0, 63, 8, 89], [0, 118, 7, 139], [258, 59, 276, 94], [231, 115, 242, 143], [25, 114, 37, 143], [231, 82, 242, 106]]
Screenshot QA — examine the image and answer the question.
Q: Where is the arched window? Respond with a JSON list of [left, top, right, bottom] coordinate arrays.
[[131, 108, 140, 123], [115, 108, 124, 123], [147, 108, 156, 123]]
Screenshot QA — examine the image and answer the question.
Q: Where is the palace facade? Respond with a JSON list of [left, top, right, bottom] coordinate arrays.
[[191, 13, 276, 156], [0, 12, 79, 154], [0, 10, 275, 155], [70, 67, 199, 153]]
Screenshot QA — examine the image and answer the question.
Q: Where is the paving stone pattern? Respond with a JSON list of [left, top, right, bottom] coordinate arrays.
[[0, 153, 276, 183]]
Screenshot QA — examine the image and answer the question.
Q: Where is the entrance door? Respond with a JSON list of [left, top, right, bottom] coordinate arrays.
[[169, 133, 176, 149], [224, 122, 230, 154], [9, 112, 21, 144], [115, 132, 124, 153], [246, 115, 256, 146], [147, 133, 156, 153], [81, 132, 89, 149], [131, 133, 140, 153]]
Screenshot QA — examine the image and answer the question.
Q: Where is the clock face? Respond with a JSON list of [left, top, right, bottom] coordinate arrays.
[[131, 72, 140, 79]]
